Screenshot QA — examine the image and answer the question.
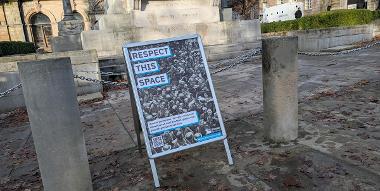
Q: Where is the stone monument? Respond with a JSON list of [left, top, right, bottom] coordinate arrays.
[[51, 0, 84, 52], [81, 0, 262, 60]]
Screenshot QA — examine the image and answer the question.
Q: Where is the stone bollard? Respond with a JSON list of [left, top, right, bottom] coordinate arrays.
[[262, 36, 299, 142], [18, 58, 93, 191]]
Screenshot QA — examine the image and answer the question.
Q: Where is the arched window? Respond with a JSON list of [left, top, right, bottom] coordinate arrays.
[[30, 13, 52, 52]]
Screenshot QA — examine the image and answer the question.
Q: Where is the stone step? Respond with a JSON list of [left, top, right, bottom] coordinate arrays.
[[204, 42, 261, 55], [143, 0, 212, 11], [98, 7, 220, 30], [134, 7, 220, 26], [98, 43, 260, 63], [99, 56, 127, 80], [98, 56, 124, 68], [320, 44, 358, 52], [82, 20, 262, 58], [98, 14, 133, 30], [206, 49, 254, 62], [97, 42, 259, 74], [208, 58, 258, 70]]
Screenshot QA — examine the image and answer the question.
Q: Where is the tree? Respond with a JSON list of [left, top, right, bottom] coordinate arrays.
[[232, 0, 260, 19]]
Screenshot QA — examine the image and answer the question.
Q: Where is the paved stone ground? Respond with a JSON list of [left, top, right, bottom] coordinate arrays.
[[0, 45, 379, 191]]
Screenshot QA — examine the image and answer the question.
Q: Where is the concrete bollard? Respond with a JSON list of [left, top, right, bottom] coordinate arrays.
[[262, 36, 299, 142], [18, 58, 93, 191]]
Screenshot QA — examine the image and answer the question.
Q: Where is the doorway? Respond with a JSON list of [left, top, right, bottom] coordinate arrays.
[[30, 13, 52, 52]]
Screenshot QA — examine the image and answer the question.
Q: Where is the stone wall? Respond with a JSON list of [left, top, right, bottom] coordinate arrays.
[[263, 24, 377, 51], [260, 0, 379, 16], [290, 25, 374, 51], [0, 50, 102, 113], [82, 20, 262, 57], [0, 2, 25, 41], [373, 19, 380, 37]]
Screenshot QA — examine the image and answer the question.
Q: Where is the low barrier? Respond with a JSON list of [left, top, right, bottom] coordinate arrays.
[[1, 39, 379, 113], [0, 50, 102, 113], [264, 22, 380, 52]]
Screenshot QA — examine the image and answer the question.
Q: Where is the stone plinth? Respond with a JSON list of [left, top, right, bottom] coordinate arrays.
[[58, 19, 84, 36], [53, 19, 84, 52], [82, 0, 261, 58], [82, 20, 261, 57], [52, 34, 83, 52], [99, 7, 220, 29], [135, 7, 220, 26]]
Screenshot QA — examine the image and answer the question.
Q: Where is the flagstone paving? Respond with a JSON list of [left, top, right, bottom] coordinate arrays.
[[0, 45, 379, 190]]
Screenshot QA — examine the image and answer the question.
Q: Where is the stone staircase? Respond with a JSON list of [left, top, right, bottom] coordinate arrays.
[[205, 41, 261, 62], [98, 41, 262, 81], [99, 56, 127, 81], [84, 19, 261, 58], [99, 2, 219, 29], [143, 0, 211, 10], [81, 0, 262, 72], [98, 9, 220, 29]]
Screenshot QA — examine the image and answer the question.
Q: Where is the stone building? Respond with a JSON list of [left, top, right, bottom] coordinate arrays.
[[0, 0, 103, 51]]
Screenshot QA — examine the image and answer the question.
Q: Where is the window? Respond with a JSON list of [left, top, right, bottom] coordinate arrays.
[[305, 0, 312, 10], [277, 0, 285, 4]]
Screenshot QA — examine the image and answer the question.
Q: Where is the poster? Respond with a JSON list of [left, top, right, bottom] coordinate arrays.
[[123, 34, 227, 158]]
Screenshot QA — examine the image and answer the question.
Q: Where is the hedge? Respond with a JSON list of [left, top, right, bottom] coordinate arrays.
[[261, 9, 380, 33], [0, 41, 36, 57]]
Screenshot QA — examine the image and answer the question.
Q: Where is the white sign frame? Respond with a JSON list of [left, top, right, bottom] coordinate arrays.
[[123, 34, 233, 187]]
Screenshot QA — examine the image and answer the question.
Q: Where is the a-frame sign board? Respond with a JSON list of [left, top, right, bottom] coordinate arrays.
[[123, 34, 233, 187]]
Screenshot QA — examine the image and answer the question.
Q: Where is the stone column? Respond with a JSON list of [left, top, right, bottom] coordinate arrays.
[[62, 0, 74, 20], [17, 58, 93, 191], [133, 0, 142, 10], [58, 0, 83, 36], [262, 36, 299, 142], [51, 0, 84, 52]]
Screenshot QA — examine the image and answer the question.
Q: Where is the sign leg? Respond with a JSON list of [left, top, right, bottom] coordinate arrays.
[[131, 98, 143, 153], [223, 139, 234, 165], [149, 159, 160, 187], [128, 80, 143, 153]]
